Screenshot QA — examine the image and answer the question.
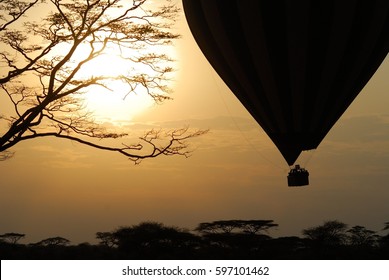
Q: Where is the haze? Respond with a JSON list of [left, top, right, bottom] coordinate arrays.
[[1, 2, 388, 245]]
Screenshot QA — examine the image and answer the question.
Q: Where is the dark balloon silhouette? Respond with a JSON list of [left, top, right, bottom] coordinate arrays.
[[183, 0, 389, 173]]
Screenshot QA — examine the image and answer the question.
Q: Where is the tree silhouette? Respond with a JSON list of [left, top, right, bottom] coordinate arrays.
[[0, 232, 25, 244], [0, 0, 39, 31], [95, 231, 116, 248], [383, 222, 389, 232], [302, 220, 349, 258], [302, 220, 348, 246], [1, 219, 389, 259], [195, 220, 237, 234], [345, 225, 380, 259], [378, 222, 389, 258], [195, 220, 278, 235], [239, 220, 279, 235], [195, 220, 278, 259], [347, 225, 379, 247], [0, 0, 207, 161], [33, 236, 70, 246], [111, 221, 199, 259]]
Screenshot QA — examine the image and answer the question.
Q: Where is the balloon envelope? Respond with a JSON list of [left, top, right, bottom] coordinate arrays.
[[183, 0, 389, 165]]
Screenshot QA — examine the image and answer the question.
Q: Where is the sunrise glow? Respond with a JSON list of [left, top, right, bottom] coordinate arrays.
[[73, 42, 174, 123]]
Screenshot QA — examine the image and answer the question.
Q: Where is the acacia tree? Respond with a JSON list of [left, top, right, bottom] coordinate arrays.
[[347, 225, 379, 247], [0, 0, 206, 161], [195, 220, 278, 235], [96, 231, 116, 248], [110, 222, 199, 258], [302, 220, 349, 247], [34, 236, 70, 246], [0, 232, 25, 244]]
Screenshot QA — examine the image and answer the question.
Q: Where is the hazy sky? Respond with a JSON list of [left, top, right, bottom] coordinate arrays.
[[1, 1, 389, 244]]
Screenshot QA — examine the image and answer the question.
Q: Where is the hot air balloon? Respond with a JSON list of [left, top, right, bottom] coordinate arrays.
[[183, 0, 389, 186]]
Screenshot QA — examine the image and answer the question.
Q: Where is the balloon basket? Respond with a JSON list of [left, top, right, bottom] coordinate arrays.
[[287, 165, 309, 187]]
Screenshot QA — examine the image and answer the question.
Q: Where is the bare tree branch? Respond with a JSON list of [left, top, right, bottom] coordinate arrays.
[[0, 0, 207, 162], [2, 128, 208, 164], [0, 0, 39, 32]]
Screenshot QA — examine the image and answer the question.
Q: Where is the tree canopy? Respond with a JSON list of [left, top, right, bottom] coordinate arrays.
[[1, 220, 389, 259], [0, 232, 25, 244], [0, 0, 206, 161], [195, 219, 278, 235]]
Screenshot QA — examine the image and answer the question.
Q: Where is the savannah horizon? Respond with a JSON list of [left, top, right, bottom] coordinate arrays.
[[1, 1, 389, 248], [2, 218, 389, 246]]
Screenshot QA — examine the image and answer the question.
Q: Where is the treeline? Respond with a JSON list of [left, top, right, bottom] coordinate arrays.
[[1, 220, 389, 259]]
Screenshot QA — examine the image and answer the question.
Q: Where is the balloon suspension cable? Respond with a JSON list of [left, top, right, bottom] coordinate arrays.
[[210, 70, 286, 171], [302, 149, 316, 168]]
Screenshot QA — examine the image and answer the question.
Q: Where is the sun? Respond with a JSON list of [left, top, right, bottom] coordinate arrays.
[[83, 80, 154, 125], [72, 43, 173, 124], [80, 52, 154, 124]]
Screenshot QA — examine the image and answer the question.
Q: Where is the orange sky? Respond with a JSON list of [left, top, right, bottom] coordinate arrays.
[[1, 1, 389, 244]]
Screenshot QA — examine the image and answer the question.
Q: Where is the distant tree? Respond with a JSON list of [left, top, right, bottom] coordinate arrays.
[[0, 232, 25, 244], [194, 220, 278, 259], [195, 220, 238, 234], [0, 0, 207, 161], [347, 225, 379, 247], [302, 220, 349, 258], [111, 222, 199, 258], [34, 236, 70, 246], [95, 231, 116, 248], [195, 220, 278, 235], [302, 220, 348, 246], [377, 222, 389, 257], [239, 220, 279, 235]]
